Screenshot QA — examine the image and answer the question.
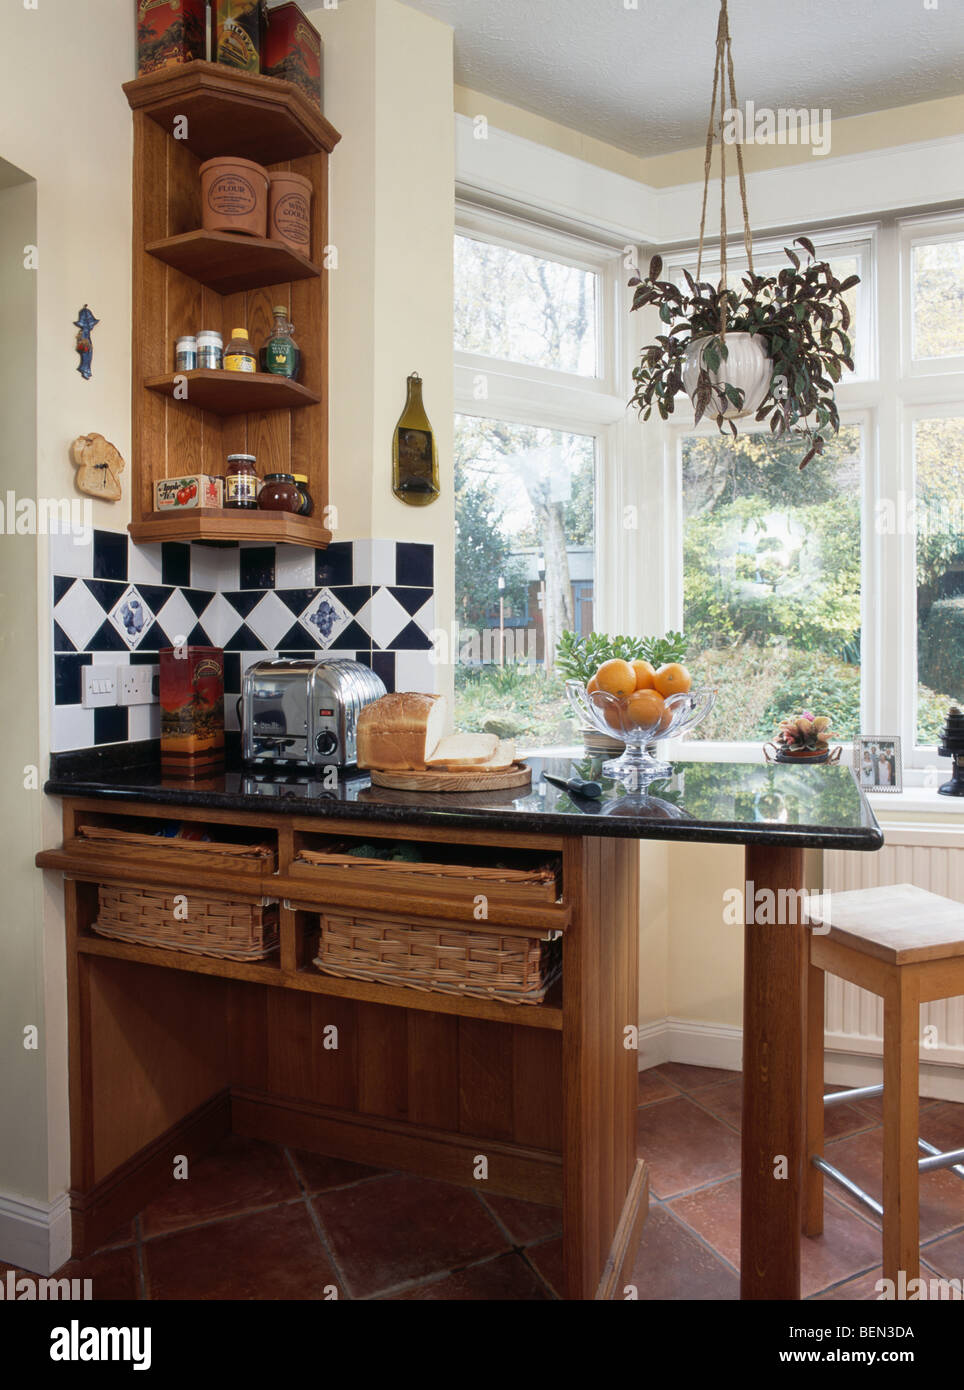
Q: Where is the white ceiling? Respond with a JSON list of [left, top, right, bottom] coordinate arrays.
[[402, 0, 964, 157]]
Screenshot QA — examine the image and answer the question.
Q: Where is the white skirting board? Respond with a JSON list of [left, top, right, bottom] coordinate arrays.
[[0, 1191, 71, 1277], [638, 1017, 964, 1103]]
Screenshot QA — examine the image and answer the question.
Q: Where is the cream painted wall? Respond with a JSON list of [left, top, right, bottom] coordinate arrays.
[[313, 0, 455, 708], [456, 84, 964, 188], [0, 1, 133, 1210]]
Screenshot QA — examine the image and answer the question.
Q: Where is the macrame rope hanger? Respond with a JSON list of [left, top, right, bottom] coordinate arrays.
[[695, 0, 755, 337]]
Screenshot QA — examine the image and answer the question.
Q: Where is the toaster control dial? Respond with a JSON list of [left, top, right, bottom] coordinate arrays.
[[315, 731, 338, 756]]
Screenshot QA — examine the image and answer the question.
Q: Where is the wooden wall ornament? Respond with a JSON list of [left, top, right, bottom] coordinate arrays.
[[74, 305, 100, 380], [70, 434, 126, 502]]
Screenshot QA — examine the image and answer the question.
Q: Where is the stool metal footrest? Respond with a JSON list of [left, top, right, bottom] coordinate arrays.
[[823, 1082, 883, 1109], [811, 1156, 884, 1217], [917, 1140, 964, 1178]]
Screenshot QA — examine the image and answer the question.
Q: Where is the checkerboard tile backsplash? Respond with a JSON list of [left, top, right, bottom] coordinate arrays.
[[50, 533, 436, 751]]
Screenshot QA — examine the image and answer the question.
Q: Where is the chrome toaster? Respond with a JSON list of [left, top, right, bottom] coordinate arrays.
[[241, 658, 386, 767]]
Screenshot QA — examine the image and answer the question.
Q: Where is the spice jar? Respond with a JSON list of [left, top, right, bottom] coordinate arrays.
[[224, 327, 257, 372], [291, 473, 313, 516], [258, 472, 301, 513], [197, 330, 223, 370], [175, 335, 197, 371], [225, 454, 259, 509]]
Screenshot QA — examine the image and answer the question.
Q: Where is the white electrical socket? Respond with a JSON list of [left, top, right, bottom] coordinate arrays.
[[118, 664, 159, 706], [82, 666, 116, 708]]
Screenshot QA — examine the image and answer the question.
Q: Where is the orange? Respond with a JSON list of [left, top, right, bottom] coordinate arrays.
[[625, 688, 666, 731], [631, 659, 657, 691], [586, 674, 600, 694], [595, 658, 636, 698], [653, 662, 692, 698]]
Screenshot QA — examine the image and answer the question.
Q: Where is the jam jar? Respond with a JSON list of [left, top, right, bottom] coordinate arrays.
[[225, 454, 259, 509], [258, 472, 302, 513], [291, 473, 313, 516]]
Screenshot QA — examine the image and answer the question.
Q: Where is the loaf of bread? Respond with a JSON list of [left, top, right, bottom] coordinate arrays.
[[356, 692, 447, 770]]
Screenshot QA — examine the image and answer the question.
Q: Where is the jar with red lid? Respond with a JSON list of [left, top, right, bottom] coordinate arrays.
[[258, 472, 302, 513]]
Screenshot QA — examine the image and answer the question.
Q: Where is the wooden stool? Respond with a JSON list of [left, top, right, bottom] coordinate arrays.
[[805, 883, 964, 1289]]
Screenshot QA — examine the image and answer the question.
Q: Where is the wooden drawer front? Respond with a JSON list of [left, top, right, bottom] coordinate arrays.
[[309, 909, 562, 1006]]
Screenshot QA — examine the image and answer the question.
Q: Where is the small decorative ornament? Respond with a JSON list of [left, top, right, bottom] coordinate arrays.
[[852, 735, 902, 793], [765, 712, 842, 764], [74, 305, 99, 380], [70, 433, 125, 502]]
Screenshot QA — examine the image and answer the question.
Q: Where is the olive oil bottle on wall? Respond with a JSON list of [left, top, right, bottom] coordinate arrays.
[[392, 372, 439, 506]]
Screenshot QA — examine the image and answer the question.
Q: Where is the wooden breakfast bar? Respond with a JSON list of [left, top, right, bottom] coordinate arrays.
[[37, 751, 881, 1300]]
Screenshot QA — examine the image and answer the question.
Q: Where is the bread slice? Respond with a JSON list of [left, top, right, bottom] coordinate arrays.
[[425, 732, 498, 768], [477, 739, 516, 771], [356, 692, 446, 771]]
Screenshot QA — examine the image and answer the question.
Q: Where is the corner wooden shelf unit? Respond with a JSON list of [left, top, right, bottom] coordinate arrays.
[[123, 61, 341, 548], [37, 797, 646, 1301]]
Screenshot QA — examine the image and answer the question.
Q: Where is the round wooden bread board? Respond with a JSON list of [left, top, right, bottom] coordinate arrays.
[[369, 761, 532, 792]]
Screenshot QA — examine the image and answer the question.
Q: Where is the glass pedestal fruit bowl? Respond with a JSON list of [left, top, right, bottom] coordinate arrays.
[[566, 680, 716, 789]]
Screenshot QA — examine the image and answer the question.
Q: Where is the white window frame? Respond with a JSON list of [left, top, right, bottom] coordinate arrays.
[[453, 203, 645, 641], [900, 212, 964, 379]]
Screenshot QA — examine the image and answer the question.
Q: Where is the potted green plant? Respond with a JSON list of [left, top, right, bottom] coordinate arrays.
[[629, 240, 858, 469]]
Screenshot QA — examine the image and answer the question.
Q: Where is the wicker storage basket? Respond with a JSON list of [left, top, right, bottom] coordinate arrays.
[[76, 824, 276, 875], [293, 844, 561, 904], [93, 884, 279, 961], [311, 910, 562, 1004]]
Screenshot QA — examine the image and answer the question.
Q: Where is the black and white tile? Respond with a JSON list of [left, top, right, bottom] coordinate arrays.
[[51, 531, 437, 751]]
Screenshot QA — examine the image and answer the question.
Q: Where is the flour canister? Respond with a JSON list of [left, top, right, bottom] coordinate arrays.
[[200, 156, 269, 238]]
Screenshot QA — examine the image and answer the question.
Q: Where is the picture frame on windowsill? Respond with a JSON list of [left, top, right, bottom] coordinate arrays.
[[853, 735, 903, 793]]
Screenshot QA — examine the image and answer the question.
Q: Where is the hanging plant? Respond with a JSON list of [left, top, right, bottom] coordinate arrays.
[[628, 0, 859, 469]]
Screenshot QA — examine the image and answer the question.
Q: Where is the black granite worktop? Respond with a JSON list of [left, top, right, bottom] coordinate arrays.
[[45, 743, 883, 849]]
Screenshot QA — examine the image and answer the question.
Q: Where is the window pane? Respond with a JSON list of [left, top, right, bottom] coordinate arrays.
[[912, 240, 964, 359], [454, 414, 595, 745], [682, 426, 863, 742], [454, 235, 598, 375], [915, 417, 964, 742]]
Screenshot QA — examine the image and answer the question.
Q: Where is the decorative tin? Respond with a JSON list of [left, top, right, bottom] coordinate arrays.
[[160, 646, 225, 774], [262, 2, 323, 107], [215, 0, 265, 72], [136, 0, 207, 77], [153, 475, 223, 511]]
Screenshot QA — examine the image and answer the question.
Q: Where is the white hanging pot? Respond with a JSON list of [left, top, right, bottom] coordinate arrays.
[[682, 331, 772, 420]]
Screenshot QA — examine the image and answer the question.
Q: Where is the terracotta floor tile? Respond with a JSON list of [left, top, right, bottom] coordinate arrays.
[[636, 1095, 742, 1197], [313, 1174, 509, 1298], [920, 1100, 964, 1151], [637, 1066, 680, 1106], [145, 1202, 341, 1300], [387, 1252, 551, 1301], [921, 1226, 964, 1282], [856, 1093, 941, 1123], [825, 1127, 964, 1241], [526, 1236, 565, 1297], [692, 1078, 875, 1142], [813, 1265, 887, 1300], [47, 1246, 141, 1301], [480, 1193, 563, 1245], [670, 1177, 882, 1297], [288, 1149, 388, 1194], [139, 1135, 300, 1238], [651, 1062, 736, 1093], [626, 1205, 739, 1300]]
